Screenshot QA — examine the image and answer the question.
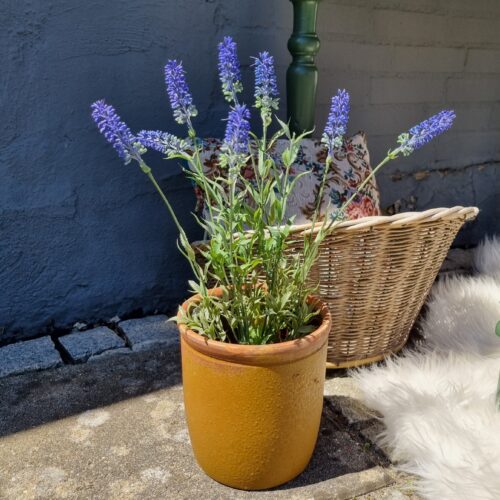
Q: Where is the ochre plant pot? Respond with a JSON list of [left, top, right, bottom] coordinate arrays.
[[177, 289, 331, 490]]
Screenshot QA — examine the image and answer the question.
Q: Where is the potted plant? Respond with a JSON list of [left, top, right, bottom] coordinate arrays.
[[91, 37, 455, 489]]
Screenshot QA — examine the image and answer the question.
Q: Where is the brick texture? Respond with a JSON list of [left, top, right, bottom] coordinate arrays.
[[466, 50, 500, 73], [315, 0, 500, 229]]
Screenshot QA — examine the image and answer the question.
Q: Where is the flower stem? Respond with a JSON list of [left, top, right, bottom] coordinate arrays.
[[326, 153, 394, 231], [310, 156, 332, 232], [139, 161, 186, 240]]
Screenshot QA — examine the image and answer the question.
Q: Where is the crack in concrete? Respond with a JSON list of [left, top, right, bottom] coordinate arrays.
[[324, 397, 391, 468]]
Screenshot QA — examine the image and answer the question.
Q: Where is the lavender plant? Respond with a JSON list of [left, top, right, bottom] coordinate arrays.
[[218, 36, 242, 104], [92, 37, 456, 345], [164, 60, 198, 129]]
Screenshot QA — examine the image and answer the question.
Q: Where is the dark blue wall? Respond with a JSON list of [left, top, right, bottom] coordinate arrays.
[[1, 0, 290, 341], [2, 1, 499, 342]]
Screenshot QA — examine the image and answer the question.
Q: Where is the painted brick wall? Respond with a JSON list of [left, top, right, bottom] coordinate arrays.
[[2, 0, 499, 341], [316, 0, 500, 245]]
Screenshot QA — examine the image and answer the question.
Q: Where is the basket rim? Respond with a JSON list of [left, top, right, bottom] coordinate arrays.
[[288, 205, 479, 236], [191, 206, 479, 246]]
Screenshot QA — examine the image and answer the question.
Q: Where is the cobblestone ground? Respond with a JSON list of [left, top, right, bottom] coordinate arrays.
[[0, 339, 418, 500]]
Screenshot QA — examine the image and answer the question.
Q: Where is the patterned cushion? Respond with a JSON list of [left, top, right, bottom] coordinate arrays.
[[193, 133, 380, 225]]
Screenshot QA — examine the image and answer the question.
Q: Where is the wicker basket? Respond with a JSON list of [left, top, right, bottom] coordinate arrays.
[[193, 206, 478, 369], [290, 206, 478, 368]]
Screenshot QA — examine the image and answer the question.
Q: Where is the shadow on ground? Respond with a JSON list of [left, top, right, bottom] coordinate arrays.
[[276, 395, 389, 490], [0, 347, 396, 498], [0, 347, 181, 437]]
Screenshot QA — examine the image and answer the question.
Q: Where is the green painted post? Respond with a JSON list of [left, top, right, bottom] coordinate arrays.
[[287, 0, 321, 135]]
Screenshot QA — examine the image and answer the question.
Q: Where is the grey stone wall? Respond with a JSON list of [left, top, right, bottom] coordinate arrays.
[[316, 0, 500, 244], [2, 0, 499, 341]]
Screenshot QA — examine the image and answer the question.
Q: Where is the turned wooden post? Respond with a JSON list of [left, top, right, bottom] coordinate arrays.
[[287, 0, 320, 135]]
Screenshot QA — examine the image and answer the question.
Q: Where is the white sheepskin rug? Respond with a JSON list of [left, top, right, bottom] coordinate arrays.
[[353, 237, 500, 500]]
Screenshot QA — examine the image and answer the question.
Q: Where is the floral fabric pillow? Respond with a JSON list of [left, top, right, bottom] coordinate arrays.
[[193, 133, 380, 225]]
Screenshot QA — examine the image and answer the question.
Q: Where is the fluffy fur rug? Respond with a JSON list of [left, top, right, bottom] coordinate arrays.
[[353, 237, 500, 500]]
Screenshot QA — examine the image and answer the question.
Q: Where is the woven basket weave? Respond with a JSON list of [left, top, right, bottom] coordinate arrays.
[[290, 206, 478, 368], [193, 206, 478, 369]]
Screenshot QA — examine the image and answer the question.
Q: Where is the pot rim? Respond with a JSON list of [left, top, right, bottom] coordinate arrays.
[[177, 287, 331, 366]]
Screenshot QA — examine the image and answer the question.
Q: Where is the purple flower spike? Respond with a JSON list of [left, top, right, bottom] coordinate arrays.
[[223, 104, 251, 155], [91, 99, 143, 164], [253, 52, 279, 119], [321, 89, 350, 155], [218, 36, 242, 104], [398, 110, 456, 155], [164, 60, 198, 125], [137, 130, 191, 157]]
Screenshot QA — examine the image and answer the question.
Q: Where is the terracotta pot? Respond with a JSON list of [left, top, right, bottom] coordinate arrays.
[[177, 288, 331, 490]]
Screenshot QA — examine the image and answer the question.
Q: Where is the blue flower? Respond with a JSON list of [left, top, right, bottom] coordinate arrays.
[[253, 52, 279, 120], [91, 99, 144, 164], [397, 110, 456, 156], [218, 36, 242, 104], [321, 89, 350, 156], [223, 104, 251, 155], [164, 60, 198, 125], [136, 130, 191, 157]]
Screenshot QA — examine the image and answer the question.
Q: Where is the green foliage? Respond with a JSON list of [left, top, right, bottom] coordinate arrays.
[[174, 117, 330, 344], [136, 102, 419, 344], [93, 43, 455, 346]]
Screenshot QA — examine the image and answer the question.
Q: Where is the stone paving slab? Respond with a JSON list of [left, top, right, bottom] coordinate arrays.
[[58, 326, 126, 363], [0, 346, 412, 500], [119, 315, 179, 352], [358, 472, 419, 499], [324, 376, 380, 426], [88, 347, 133, 362], [0, 336, 62, 378]]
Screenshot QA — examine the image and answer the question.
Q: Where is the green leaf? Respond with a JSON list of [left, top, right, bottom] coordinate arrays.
[[281, 149, 291, 166], [275, 116, 291, 139]]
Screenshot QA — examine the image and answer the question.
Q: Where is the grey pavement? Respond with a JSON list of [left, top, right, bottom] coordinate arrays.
[[0, 343, 418, 499]]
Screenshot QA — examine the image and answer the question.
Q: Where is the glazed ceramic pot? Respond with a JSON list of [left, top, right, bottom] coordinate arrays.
[[177, 289, 331, 490]]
